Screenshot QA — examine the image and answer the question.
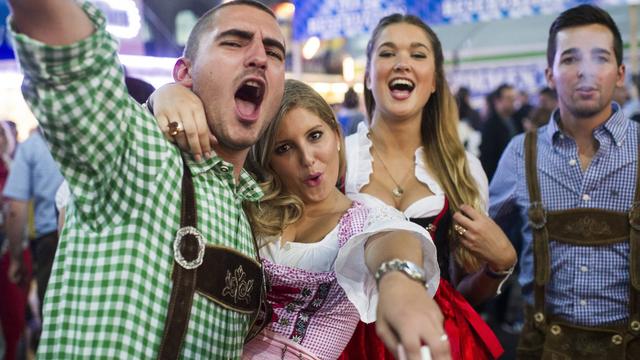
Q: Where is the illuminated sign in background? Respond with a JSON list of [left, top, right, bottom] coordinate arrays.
[[93, 0, 142, 39], [0, 0, 143, 59], [292, 0, 630, 40]]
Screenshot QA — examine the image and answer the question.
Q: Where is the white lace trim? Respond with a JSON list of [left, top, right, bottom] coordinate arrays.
[[351, 122, 374, 193], [363, 206, 406, 229]]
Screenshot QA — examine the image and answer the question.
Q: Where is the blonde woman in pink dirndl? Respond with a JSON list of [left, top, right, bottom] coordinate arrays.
[[150, 79, 451, 360]]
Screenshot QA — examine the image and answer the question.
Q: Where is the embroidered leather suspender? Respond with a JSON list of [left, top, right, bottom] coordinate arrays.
[[157, 161, 269, 359]]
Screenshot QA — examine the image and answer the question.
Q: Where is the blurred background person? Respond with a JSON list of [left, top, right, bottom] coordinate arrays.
[[522, 106, 553, 131], [3, 128, 64, 354], [456, 87, 483, 131], [336, 86, 365, 136], [123, 66, 156, 105], [537, 87, 558, 113], [624, 75, 640, 122], [613, 84, 630, 109], [0, 119, 33, 360], [456, 87, 482, 157], [512, 89, 533, 132], [480, 83, 520, 181]]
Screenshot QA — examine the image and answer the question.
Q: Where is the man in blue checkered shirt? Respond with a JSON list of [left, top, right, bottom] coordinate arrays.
[[490, 4, 640, 359]]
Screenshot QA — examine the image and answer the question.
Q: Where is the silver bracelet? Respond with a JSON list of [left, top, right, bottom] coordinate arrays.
[[375, 259, 428, 289]]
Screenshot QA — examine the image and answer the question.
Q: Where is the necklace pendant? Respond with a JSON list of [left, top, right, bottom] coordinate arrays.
[[392, 186, 404, 198]]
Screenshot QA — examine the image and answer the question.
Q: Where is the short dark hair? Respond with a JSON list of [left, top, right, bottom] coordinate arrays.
[[183, 0, 276, 62], [493, 83, 513, 102], [539, 86, 557, 99], [547, 4, 622, 67], [342, 87, 359, 109]]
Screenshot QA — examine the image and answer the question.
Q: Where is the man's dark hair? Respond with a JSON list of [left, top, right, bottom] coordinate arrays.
[[539, 86, 557, 100], [342, 87, 359, 109], [547, 4, 622, 67], [125, 76, 155, 104], [492, 83, 513, 103], [183, 0, 276, 62]]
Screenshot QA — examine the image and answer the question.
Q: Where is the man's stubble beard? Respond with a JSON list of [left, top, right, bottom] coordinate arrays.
[[210, 117, 271, 151], [566, 97, 609, 120]]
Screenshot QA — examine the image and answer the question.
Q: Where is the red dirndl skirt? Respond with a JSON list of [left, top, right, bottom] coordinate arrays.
[[338, 278, 503, 360]]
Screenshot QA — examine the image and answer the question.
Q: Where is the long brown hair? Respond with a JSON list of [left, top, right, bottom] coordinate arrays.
[[245, 79, 346, 241], [364, 14, 483, 272]]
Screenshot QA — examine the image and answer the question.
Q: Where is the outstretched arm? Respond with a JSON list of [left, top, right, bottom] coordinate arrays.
[[8, 0, 93, 45], [366, 231, 451, 360]]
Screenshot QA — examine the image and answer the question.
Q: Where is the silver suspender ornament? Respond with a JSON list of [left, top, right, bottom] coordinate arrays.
[[173, 226, 205, 269]]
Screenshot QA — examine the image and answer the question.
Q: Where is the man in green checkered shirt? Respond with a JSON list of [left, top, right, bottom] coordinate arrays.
[[8, 0, 285, 357]]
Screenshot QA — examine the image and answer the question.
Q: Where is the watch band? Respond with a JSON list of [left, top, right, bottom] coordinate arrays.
[[375, 259, 428, 288]]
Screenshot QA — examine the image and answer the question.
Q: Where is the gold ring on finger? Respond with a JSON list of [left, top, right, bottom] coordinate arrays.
[[168, 121, 184, 137], [454, 224, 467, 236]]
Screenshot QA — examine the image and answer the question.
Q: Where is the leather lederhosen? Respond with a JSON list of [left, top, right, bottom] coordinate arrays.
[[517, 130, 640, 360]]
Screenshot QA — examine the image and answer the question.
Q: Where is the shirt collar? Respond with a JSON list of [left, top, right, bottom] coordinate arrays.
[[545, 102, 628, 145], [184, 153, 263, 202], [184, 153, 223, 176]]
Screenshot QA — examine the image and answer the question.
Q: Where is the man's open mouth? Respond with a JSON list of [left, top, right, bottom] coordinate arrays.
[[235, 79, 265, 120]]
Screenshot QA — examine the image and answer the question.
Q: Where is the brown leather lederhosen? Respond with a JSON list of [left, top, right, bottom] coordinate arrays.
[[517, 130, 640, 359], [157, 161, 271, 360]]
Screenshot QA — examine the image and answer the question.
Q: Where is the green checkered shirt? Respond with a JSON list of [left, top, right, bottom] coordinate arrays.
[[11, 2, 263, 358]]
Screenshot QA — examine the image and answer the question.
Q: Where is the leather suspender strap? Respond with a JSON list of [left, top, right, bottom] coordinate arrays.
[[629, 127, 640, 319], [158, 162, 200, 360], [525, 131, 542, 207], [524, 131, 549, 322], [157, 161, 266, 359]]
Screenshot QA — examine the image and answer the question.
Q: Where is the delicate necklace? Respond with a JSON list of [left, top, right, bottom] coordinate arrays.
[[369, 133, 413, 198]]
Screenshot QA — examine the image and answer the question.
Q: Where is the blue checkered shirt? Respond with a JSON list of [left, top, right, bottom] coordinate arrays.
[[489, 103, 635, 326]]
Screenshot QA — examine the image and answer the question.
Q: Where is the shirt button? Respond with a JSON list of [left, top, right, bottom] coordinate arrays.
[[582, 194, 591, 201], [580, 265, 588, 273], [580, 299, 587, 306], [616, 141, 622, 147], [569, 159, 577, 166], [220, 166, 230, 173]]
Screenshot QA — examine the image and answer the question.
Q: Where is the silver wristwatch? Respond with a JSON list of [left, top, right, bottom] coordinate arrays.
[[375, 259, 428, 288]]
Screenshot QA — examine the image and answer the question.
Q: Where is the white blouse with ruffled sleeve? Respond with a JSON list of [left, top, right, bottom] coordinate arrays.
[[260, 202, 439, 324]]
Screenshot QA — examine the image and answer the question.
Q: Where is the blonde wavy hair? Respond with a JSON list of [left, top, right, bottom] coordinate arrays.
[[364, 14, 483, 272], [245, 79, 347, 243]]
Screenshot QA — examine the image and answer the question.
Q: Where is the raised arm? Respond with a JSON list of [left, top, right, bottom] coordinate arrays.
[[8, 0, 93, 45], [8, 1, 172, 228]]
